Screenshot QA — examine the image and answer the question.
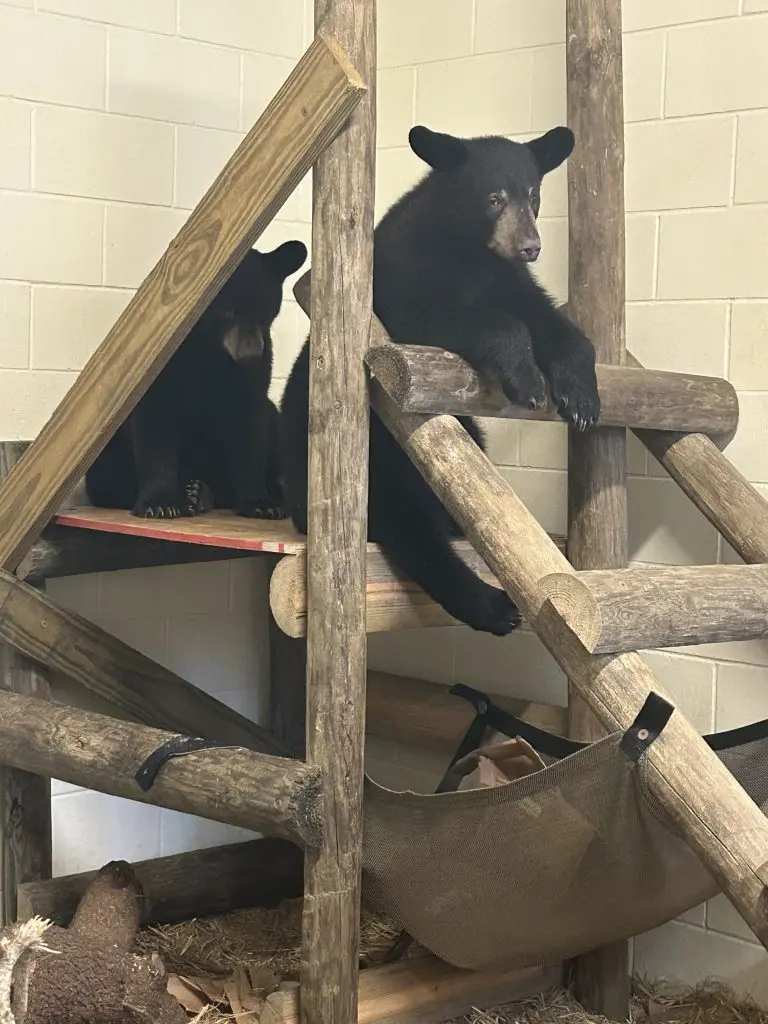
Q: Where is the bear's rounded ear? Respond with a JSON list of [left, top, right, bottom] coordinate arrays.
[[264, 240, 308, 281], [527, 126, 575, 175], [409, 126, 468, 171]]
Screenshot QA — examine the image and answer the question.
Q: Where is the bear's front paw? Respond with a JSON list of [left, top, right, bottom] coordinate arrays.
[[547, 361, 601, 431], [467, 587, 522, 636], [497, 362, 548, 411], [237, 494, 287, 520]]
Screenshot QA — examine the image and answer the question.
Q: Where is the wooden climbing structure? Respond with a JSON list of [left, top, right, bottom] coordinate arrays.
[[2, 0, 768, 1021]]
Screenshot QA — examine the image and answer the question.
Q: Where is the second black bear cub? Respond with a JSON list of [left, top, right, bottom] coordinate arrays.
[[280, 125, 599, 636], [86, 240, 307, 519]]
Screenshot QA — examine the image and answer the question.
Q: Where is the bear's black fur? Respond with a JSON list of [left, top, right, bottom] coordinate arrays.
[[279, 125, 600, 635], [86, 240, 307, 520]]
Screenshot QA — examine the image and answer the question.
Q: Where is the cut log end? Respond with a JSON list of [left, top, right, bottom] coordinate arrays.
[[537, 573, 602, 653]]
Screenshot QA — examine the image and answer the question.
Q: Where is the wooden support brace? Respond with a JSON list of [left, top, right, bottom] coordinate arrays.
[[0, 34, 366, 573], [566, 0, 630, 1011], [0, 691, 322, 847], [301, 2, 375, 1022], [370, 382, 768, 951], [19, 523, 252, 583], [17, 837, 303, 927], [627, 354, 768, 565], [270, 537, 566, 637], [0, 443, 51, 926], [365, 343, 737, 443], [263, 958, 557, 1024], [0, 567, 289, 757], [539, 564, 768, 654]]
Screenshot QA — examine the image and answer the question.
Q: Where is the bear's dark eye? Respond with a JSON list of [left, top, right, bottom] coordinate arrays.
[[488, 191, 507, 211], [529, 188, 541, 217]]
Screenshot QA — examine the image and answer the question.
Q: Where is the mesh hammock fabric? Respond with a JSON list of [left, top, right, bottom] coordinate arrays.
[[361, 685, 768, 971]]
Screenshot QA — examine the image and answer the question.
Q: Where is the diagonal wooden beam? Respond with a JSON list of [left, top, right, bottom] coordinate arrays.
[[0, 568, 291, 757], [0, 35, 366, 572]]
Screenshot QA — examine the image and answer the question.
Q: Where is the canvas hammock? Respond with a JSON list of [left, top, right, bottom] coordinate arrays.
[[362, 684, 768, 970]]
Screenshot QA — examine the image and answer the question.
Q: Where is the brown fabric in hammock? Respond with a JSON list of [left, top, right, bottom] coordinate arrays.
[[361, 695, 768, 971]]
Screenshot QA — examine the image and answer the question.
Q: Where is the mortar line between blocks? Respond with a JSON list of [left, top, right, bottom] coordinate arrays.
[[659, 30, 670, 118], [729, 115, 740, 204]]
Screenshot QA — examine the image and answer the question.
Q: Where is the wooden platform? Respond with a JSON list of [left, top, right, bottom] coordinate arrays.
[[53, 507, 567, 567], [54, 507, 307, 555]]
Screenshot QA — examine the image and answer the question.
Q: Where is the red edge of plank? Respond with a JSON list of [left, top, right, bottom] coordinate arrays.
[[53, 512, 289, 554]]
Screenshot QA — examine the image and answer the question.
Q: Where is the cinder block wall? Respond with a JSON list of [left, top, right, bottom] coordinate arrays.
[[2, 0, 767, 997]]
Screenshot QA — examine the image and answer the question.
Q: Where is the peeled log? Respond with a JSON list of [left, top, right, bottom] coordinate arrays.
[[0, 691, 323, 848], [539, 564, 768, 654], [269, 537, 566, 637], [365, 343, 738, 443]]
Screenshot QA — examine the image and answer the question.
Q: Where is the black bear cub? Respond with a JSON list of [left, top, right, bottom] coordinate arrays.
[[86, 240, 307, 520], [280, 125, 600, 635]]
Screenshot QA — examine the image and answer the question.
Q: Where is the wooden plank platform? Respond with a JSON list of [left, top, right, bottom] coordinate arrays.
[[54, 507, 307, 554], [53, 507, 567, 570]]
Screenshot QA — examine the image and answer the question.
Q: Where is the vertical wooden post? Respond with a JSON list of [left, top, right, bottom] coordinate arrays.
[[0, 443, 52, 924], [565, 0, 630, 1016], [301, 2, 375, 1022]]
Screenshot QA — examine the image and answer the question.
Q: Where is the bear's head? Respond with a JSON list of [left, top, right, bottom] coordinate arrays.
[[408, 124, 574, 264], [203, 239, 307, 363]]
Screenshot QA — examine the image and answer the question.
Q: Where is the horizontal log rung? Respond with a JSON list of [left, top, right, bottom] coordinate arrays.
[[365, 343, 738, 444], [540, 564, 768, 654], [270, 535, 567, 637], [0, 691, 323, 848]]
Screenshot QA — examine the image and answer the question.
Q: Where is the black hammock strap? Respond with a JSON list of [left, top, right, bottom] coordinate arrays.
[[436, 685, 675, 795]]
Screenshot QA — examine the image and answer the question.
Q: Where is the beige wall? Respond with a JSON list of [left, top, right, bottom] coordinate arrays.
[[2, 0, 768, 999]]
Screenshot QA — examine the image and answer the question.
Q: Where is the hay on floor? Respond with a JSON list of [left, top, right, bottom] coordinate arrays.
[[136, 901, 768, 1023], [136, 898, 404, 980], [453, 979, 768, 1024]]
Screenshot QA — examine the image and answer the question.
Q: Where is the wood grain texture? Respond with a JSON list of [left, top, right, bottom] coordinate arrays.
[[566, 0, 629, 1009], [265, 959, 557, 1024], [53, 506, 308, 554], [540, 564, 768, 654], [301, 3, 376, 1022], [366, 671, 567, 758], [0, 442, 51, 926], [19, 524, 254, 582], [0, 35, 365, 573], [17, 837, 303, 927], [364, 344, 737, 440], [0, 567, 290, 757], [370, 388, 768, 953], [0, 690, 323, 847], [270, 535, 567, 637], [627, 357, 768, 564], [269, 566, 308, 759]]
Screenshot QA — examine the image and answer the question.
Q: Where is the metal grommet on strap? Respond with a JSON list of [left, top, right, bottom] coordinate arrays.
[[619, 692, 675, 762], [135, 736, 225, 792]]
